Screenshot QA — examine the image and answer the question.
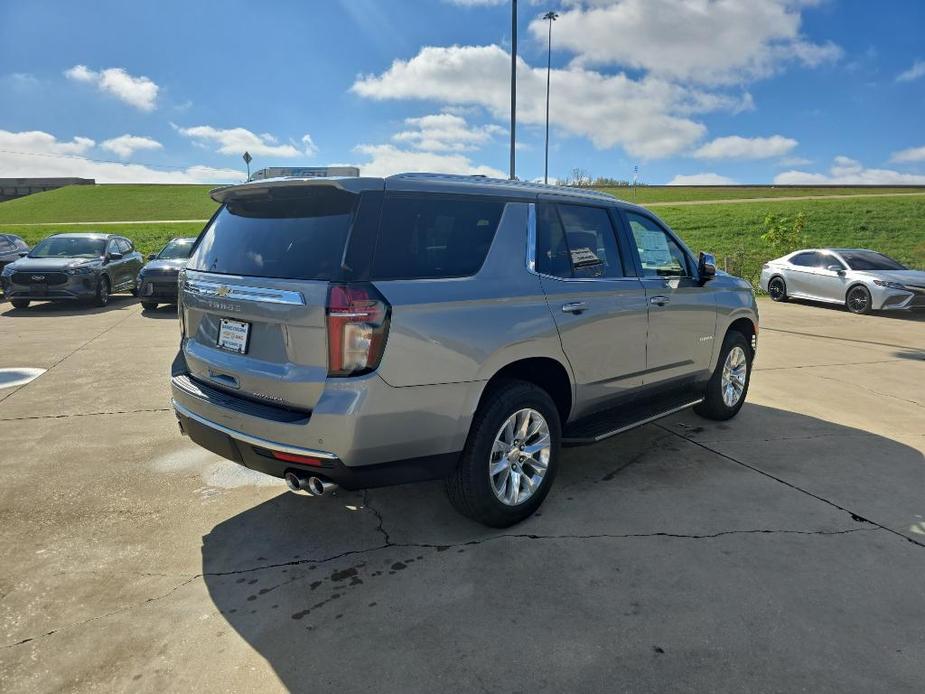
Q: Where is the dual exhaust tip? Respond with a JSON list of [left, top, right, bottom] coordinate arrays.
[[284, 471, 337, 497]]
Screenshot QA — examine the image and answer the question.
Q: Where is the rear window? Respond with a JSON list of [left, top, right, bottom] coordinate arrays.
[[371, 195, 505, 279], [188, 188, 357, 280]]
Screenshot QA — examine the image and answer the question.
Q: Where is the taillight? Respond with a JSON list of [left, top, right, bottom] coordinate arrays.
[[326, 283, 391, 377]]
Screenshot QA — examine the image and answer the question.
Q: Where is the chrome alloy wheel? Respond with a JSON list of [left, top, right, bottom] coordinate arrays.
[[489, 408, 550, 506], [721, 346, 748, 407]]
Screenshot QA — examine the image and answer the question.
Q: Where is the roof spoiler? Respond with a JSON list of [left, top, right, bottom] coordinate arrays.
[[210, 176, 384, 203]]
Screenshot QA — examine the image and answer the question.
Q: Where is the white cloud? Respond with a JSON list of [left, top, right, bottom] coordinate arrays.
[[527, 0, 840, 85], [344, 144, 505, 178], [393, 113, 504, 152], [777, 155, 813, 167], [774, 155, 925, 184], [100, 134, 163, 159], [668, 172, 738, 185], [890, 146, 925, 164], [64, 65, 159, 111], [0, 129, 242, 184], [896, 60, 925, 83], [692, 134, 798, 160], [352, 45, 750, 158], [174, 125, 317, 158]]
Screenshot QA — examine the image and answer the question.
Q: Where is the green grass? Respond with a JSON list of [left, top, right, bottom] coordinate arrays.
[[0, 184, 217, 224], [658, 196, 925, 285], [594, 185, 925, 204]]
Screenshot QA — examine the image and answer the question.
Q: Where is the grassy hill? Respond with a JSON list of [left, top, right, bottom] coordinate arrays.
[[0, 183, 922, 277]]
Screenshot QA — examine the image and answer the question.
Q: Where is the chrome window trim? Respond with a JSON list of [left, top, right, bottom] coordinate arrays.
[[173, 400, 338, 459], [525, 202, 642, 285], [184, 278, 306, 306]]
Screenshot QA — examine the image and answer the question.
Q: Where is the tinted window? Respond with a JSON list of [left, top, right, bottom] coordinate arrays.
[[30, 237, 106, 259], [372, 195, 504, 279], [118, 239, 133, 254], [158, 239, 195, 260], [790, 252, 821, 267], [536, 203, 572, 278], [188, 188, 357, 280], [557, 205, 624, 278], [840, 251, 907, 271], [625, 212, 690, 278], [0, 237, 12, 252]]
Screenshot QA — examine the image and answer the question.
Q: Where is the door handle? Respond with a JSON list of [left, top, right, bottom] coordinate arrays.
[[649, 295, 671, 306], [561, 301, 588, 314]]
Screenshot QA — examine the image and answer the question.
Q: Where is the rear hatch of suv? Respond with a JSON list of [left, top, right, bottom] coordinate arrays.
[[179, 179, 386, 413]]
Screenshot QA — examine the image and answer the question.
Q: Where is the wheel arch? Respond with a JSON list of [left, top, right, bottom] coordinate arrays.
[[475, 357, 573, 425]]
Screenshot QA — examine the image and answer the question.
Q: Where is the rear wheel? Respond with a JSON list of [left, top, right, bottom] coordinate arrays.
[[10, 299, 30, 309], [694, 331, 752, 421], [446, 380, 560, 527], [94, 276, 110, 307], [768, 276, 788, 302], [141, 301, 158, 311], [846, 285, 872, 314]]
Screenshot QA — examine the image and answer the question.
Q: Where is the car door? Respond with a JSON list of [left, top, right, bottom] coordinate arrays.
[[105, 238, 126, 289], [0, 236, 14, 270], [120, 239, 143, 286], [783, 251, 821, 296], [802, 251, 848, 302], [533, 200, 647, 415], [620, 210, 717, 386]]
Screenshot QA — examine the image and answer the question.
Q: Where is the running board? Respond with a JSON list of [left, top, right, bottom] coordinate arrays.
[[563, 394, 704, 445]]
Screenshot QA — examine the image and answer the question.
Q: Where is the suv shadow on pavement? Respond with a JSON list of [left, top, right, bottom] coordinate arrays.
[[0, 296, 137, 317], [140, 304, 179, 319], [200, 403, 925, 692]]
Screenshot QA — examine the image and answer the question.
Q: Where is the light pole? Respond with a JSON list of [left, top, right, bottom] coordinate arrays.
[[510, 0, 517, 180], [543, 10, 558, 184]]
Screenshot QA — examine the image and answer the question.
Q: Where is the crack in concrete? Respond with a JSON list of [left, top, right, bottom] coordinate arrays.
[[659, 423, 925, 550], [808, 373, 922, 408], [1, 523, 875, 650], [755, 358, 910, 372], [0, 407, 172, 422], [761, 327, 925, 354]]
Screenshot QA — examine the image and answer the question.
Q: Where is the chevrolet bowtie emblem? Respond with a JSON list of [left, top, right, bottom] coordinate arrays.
[[215, 285, 231, 298]]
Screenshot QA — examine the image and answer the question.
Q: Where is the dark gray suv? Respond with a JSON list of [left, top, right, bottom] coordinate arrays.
[[138, 237, 196, 311], [1, 232, 143, 309], [171, 174, 758, 526]]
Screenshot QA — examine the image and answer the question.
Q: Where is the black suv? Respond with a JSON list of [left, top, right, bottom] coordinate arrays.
[[138, 237, 196, 310], [1, 232, 143, 308]]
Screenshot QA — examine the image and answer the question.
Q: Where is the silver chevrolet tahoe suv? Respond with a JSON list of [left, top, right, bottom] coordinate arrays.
[[171, 173, 758, 527]]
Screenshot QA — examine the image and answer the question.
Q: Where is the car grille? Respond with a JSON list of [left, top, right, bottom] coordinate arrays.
[[11, 271, 68, 286], [143, 281, 179, 297]]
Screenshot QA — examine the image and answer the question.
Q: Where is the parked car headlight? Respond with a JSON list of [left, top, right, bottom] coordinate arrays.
[[1, 264, 14, 277], [66, 266, 95, 276], [872, 279, 907, 290]]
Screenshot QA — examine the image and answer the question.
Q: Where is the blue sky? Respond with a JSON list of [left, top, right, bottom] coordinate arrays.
[[1, 0, 924, 185]]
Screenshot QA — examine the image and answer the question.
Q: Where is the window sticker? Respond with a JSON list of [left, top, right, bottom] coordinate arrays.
[[637, 230, 671, 267]]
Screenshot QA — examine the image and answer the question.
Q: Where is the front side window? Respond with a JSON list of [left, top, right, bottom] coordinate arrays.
[[625, 212, 690, 278], [117, 239, 133, 254], [372, 195, 504, 280], [29, 237, 106, 259], [535, 203, 624, 279]]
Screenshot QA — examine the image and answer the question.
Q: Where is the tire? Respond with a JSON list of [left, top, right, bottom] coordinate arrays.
[[768, 276, 788, 302], [141, 301, 158, 311], [10, 299, 30, 309], [846, 285, 872, 315], [94, 276, 110, 307], [446, 379, 561, 527], [694, 331, 752, 421]]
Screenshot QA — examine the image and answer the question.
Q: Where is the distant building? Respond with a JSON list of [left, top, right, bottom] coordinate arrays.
[[0, 177, 94, 203], [249, 166, 360, 181]]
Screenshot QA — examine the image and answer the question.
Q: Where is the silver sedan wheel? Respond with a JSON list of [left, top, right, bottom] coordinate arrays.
[[489, 408, 550, 506], [721, 346, 748, 407]]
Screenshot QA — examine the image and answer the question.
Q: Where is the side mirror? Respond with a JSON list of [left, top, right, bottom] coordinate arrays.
[[826, 264, 845, 275], [107, 251, 123, 261], [698, 252, 717, 282], [147, 252, 157, 261], [18, 251, 28, 257]]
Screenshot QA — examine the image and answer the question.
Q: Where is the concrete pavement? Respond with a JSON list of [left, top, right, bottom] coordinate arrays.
[[0, 298, 923, 692]]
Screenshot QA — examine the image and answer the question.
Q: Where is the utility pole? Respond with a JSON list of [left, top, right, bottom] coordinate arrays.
[[543, 11, 558, 184], [510, 0, 517, 180]]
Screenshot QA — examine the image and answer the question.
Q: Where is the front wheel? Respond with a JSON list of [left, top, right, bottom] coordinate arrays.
[[846, 285, 872, 314], [694, 331, 752, 421], [94, 276, 110, 307], [446, 380, 561, 527]]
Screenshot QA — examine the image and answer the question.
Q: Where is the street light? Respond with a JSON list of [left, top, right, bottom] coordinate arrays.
[[543, 10, 558, 184], [510, 0, 518, 180]]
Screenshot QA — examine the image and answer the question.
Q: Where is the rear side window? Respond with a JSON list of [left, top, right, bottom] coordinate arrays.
[[372, 195, 505, 279], [536, 203, 624, 279], [188, 188, 357, 280], [790, 252, 821, 267]]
